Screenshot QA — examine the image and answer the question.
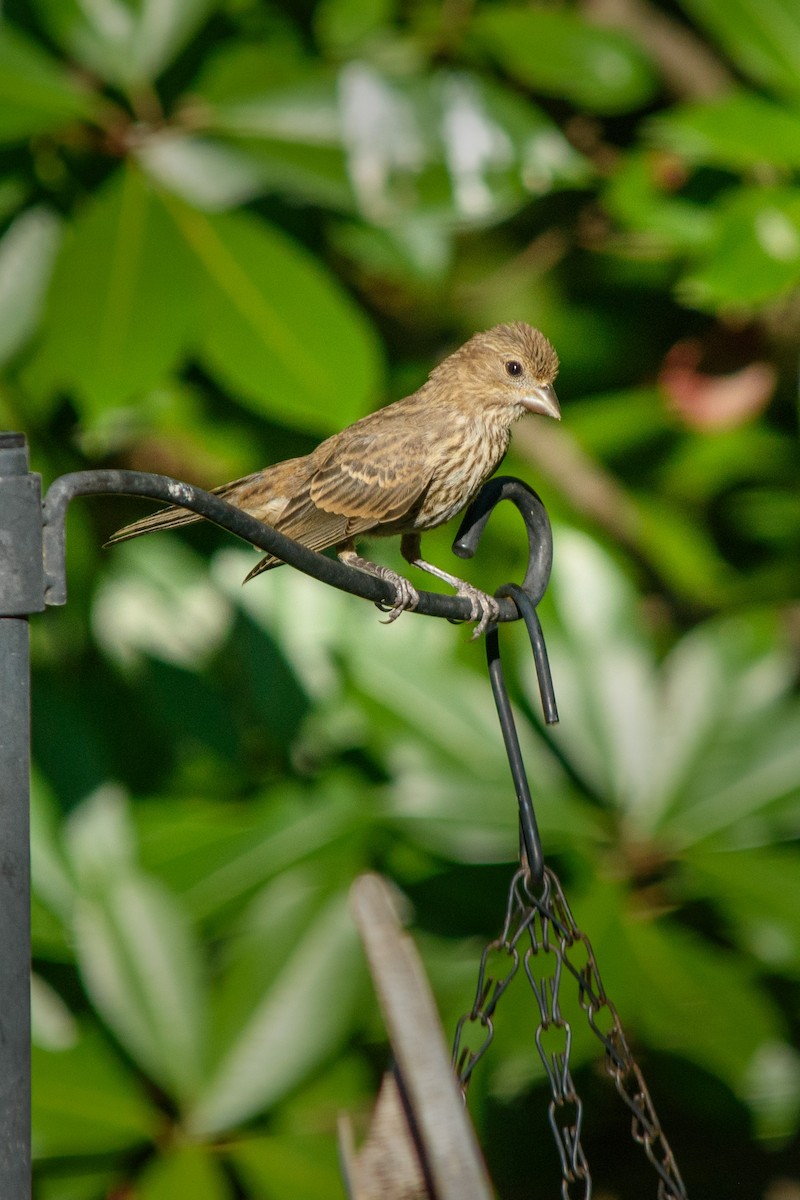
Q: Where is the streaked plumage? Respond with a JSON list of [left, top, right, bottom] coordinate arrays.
[[108, 322, 560, 633]]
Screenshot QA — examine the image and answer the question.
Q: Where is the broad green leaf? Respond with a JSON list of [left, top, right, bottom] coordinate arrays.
[[137, 1145, 233, 1200], [651, 92, 800, 171], [0, 207, 61, 366], [0, 23, 94, 143], [605, 153, 714, 252], [33, 1026, 157, 1157], [164, 199, 383, 434], [228, 1132, 344, 1199], [37, 1164, 125, 1200], [169, 792, 364, 921], [473, 7, 658, 114], [684, 847, 800, 972], [626, 917, 785, 1098], [566, 386, 671, 458], [188, 890, 363, 1134], [584, 877, 784, 1098], [678, 0, 800, 98], [633, 492, 733, 608], [25, 166, 196, 413], [667, 699, 800, 846], [74, 872, 206, 1103], [680, 187, 800, 309], [33, 0, 216, 87], [314, 0, 394, 55]]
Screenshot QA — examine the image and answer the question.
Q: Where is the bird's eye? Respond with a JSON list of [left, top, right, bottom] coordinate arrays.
[[505, 360, 523, 377]]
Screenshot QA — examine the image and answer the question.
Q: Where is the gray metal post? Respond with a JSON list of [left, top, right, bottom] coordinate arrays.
[[0, 432, 44, 1199]]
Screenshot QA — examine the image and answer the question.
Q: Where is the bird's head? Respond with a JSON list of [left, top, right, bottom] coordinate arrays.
[[430, 322, 560, 424]]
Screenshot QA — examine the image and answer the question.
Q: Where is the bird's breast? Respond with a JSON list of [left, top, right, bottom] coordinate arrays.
[[409, 415, 510, 531]]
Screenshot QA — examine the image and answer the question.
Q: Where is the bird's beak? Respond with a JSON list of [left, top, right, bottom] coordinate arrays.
[[522, 383, 561, 420]]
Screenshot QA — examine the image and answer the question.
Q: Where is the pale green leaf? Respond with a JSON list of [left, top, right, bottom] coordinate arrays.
[[188, 891, 362, 1134], [0, 207, 61, 366], [136, 133, 268, 211], [33, 0, 216, 87], [74, 873, 206, 1103]]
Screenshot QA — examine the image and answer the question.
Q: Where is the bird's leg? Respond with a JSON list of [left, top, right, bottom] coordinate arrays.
[[400, 533, 500, 639], [337, 542, 420, 623]]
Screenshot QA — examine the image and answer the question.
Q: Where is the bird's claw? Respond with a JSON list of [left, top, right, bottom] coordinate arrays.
[[457, 585, 500, 640], [376, 571, 420, 624]]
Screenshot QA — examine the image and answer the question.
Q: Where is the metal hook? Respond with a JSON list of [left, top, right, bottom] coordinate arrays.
[[451, 477, 559, 887]]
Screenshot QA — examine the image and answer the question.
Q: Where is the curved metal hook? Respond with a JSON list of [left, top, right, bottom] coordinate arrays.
[[42, 469, 527, 627]]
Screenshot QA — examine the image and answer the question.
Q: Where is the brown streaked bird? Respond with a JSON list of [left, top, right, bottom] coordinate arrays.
[[108, 322, 560, 635]]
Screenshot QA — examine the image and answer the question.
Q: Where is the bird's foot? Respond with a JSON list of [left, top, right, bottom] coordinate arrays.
[[454, 583, 500, 640], [375, 568, 420, 624]]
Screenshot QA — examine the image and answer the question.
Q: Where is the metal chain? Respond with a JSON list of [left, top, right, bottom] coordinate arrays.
[[453, 866, 688, 1199]]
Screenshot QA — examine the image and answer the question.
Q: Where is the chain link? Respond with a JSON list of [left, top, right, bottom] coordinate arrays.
[[452, 866, 688, 1199]]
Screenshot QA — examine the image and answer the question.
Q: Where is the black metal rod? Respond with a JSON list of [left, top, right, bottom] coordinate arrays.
[[0, 433, 37, 1200], [486, 627, 544, 888], [42, 470, 523, 623]]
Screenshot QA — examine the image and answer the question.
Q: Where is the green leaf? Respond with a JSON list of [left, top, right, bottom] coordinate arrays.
[[33, 1026, 157, 1157], [37, 1164, 125, 1200], [626, 917, 785, 1097], [678, 0, 800, 98], [137, 1145, 233, 1200], [0, 207, 62, 366], [188, 889, 363, 1134], [605, 153, 714, 253], [684, 847, 800, 973], [473, 7, 658, 115], [651, 91, 800, 171], [0, 22, 94, 143], [680, 187, 800, 310], [228, 1132, 344, 1199], [154, 790, 365, 922], [583, 878, 784, 1098], [33, 0, 216, 87], [25, 165, 196, 413], [164, 199, 383, 434], [314, 0, 395, 55], [74, 872, 207, 1103]]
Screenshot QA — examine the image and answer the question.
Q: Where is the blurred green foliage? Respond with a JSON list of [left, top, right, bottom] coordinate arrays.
[[1, 0, 799, 1196]]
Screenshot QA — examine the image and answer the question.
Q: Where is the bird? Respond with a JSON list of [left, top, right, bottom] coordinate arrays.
[[108, 322, 560, 636]]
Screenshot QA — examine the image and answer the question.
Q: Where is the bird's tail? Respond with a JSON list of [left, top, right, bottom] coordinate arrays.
[[105, 471, 287, 577], [105, 471, 269, 547], [105, 503, 205, 545]]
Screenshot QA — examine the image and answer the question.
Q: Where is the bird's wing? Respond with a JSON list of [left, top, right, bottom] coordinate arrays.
[[276, 431, 432, 549]]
